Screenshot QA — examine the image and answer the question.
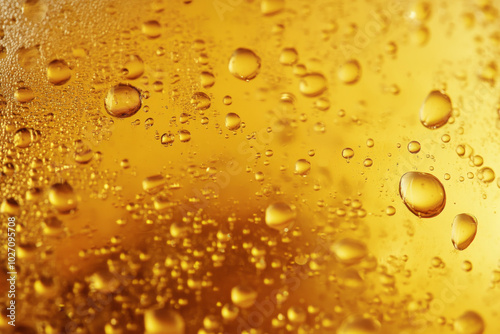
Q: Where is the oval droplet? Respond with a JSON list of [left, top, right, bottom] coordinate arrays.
[[408, 141, 421, 154], [13, 128, 32, 148], [261, 0, 285, 15], [225, 113, 241, 131], [338, 315, 381, 334], [142, 20, 162, 38], [231, 285, 257, 309], [265, 202, 296, 230], [451, 214, 478, 251], [299, 73, 327, 97], [399, 172, 446, 218], [295, 159, 311, 176], [144, 307, 185, 334], [104, 84, 142, 118], [331, 238, 368, 265], [190, 92, 211, 111], [14, 87, 35, 103], [454, 311, 485, 334], [228, 48, 261, 81], [279, 48, 298, 65], [49, 182, 77, 214], [338, 59, 361, 84], [419, 90, 452, 129], [122, 55, 144, 80], [47, 59, 71, 85]]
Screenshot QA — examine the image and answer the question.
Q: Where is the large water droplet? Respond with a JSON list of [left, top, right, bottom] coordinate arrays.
[[338, 59, 361, 84], [190, 92, 211, 110], [144, 307, 185, 334], [225, 112, 241, 130], [228, 48, 261, 81], [399, 172, 446, 218], [104, 84, 142, 118], [338, 315, 381, 334], [454, 311, 485, 334], [295, 159, 311, 176], [265, 202, 296, 230], [451, 214, 478, 250], [47, 59, 71, 85], [49, 182, 77, 213], [231, 285, 257, 309], [331, 238, 368, 265], [299, 73, 327, 97], [419, 90, 452, 129], [261, 0, 285, 15]]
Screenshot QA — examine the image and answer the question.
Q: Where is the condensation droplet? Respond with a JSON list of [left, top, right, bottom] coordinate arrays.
[[399, 172, 446, 218], [331, 238, 368, 265], [338, 59, 361, 84], [104, 84, 142, 118], [231, 285, 257, 309], [279, 47, 298, 65], [142, 20, 162, 38], [228, 48, 261, 81], [408, 141, 421, 154], [225, 113, 241, 130], [419, 90, 452, 129], [295, 159, 311, 176], [454, 311, 485, 334], [451, 214, 478, 251], [265, 202, 296, 230], [49, 182, 77, 214], [299, 73, 327, 97], [47, 59, 71, 85]]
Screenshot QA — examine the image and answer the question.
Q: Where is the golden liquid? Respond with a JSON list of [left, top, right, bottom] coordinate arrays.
[[1, 0, 500, 333]]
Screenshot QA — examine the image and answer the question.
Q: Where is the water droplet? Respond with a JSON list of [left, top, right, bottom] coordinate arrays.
[[331, 238, 368, 265], [14, 87, 35, 103], [225, 113, 241, 130], [462, 260, 473, 272], [190, 92, 211, 110], [342, 148, 354, 159], [477, 167, 495, 183], [265, 202, 296, 230], [142, 174, 166, 194], [144, 307, 185, 334], [338, 59, 361, 84], [231, 285, 257, 309], [104, 84, 142, 118], [451, 214, 478, 251], [419, 90, 452, 129], [221, 303, 239, 322], [454, 311, 484, 334], [200, 71, 215, 88], [0, 198, 20, 215], [49, 182, 77, 214], [363, 158, 373, 167], [47, 59, 71, 85], [295, 159, 311, 176], [179, 129, 191, 142], [228, 48, 261, 81], [366, 138, 374, 147], [408, 141, 421, 154], [399, 172, 446, 218], [142, 20, 162, 38], [299, 73, 327, 97], [13, 128, 32, 148], [442, 134, 451, 143], [386, 206, 396, 216], [122, 55, 144, 80], [223, 95, 233, 105], [287, 306, 307, 324], [338, 315, 381, 334], [261, 0, 285, 15], [161, 132, 175, 146], [279, 47, 298, 65]]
